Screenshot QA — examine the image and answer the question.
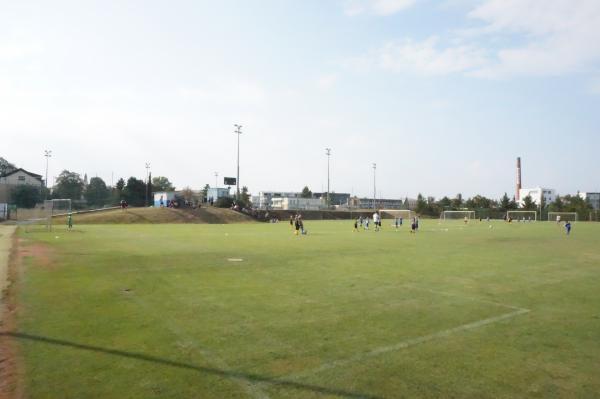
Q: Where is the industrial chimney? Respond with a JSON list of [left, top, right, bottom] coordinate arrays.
[[516, 157, 522, 201]]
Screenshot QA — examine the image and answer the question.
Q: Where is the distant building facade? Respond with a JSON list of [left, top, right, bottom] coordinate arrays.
[[579, 192, 600, 210], [518, 187, 556, 206], [206, 187, 230, 203], [348, 196, 414, 210], [0, 168, 44, 203], [270, 197, 324, 210]]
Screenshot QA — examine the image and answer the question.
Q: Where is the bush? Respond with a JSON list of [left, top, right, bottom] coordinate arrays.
[[215, 197, 234, 208], [12, 185, 41, 208]]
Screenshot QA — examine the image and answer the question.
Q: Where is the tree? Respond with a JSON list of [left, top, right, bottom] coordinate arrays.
[[53, 170, 85, 200], [85, 177, 110, 207], [499, 193, 511, 211], [300, 186, 312, 198], [123, 177, 146, 206], [521, 195, 536, 210], [451, 193, 463, 209], [0, 157, 16, 176], [152, 176, 175, 192], [11, 185, 40, 208], [201, 184, 210, 202], [146, 172, 153, 206], [548, 195, 564, 212], [437, 196, 452, 210], [415, 193, 427, 215], [116, 178, 125, 192], [240, 186, 251, 206], [181, 186, 193, 201]]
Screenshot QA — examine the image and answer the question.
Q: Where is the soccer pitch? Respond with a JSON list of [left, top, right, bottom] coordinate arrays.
[[8, 220, 600, 398]]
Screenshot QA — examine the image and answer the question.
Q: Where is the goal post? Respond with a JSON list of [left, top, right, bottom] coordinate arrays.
[[506, 210, 537, 221], [44, 199, 72, 230], [440, 210, 475, 221], [548, 212, 578, 222]]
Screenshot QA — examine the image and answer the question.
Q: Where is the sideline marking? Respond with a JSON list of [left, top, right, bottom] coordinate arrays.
[[0, 226, 16, 322], [285, 286, 530, 380], [287, 308, 529, 380]]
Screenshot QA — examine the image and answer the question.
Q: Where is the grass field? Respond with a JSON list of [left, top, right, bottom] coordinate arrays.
[[9, 219, 600, 398]]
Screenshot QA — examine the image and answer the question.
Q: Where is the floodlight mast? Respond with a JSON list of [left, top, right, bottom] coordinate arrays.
[[234, 124, 242, 200], [372, 163, 377, 209], [44, 150, 52, 198]]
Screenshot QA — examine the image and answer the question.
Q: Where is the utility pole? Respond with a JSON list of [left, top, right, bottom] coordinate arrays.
[[325, 148, 331, 207], [372, 163, 377, 209], [234, 124, 242, 200], [145, 162, 150, 206]]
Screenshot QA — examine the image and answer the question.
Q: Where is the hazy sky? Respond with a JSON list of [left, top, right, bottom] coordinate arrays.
[[2, 0, 599, 199]]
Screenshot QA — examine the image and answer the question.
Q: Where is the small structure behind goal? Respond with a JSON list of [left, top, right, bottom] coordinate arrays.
[[548, 212, 578, 222], [44, 199, 72, 230], [506, 210, 537, 221], [440, 210, 475, 221]]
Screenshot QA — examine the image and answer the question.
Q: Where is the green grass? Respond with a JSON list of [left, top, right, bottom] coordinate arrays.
[[14, 220, 600, 398]]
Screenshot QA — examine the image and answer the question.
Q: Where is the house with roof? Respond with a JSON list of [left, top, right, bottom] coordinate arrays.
[[0, 168, 44, 203]]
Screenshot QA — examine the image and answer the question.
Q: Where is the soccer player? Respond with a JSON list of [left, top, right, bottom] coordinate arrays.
[[464, 216, 468, 224], [410, 218, 416, 233], [373, 211, 380, 232], [67, 213, 73, 231], [565, 221, 572, 235], [394, 217, 399, 230], [556, 215, 561, 224], [354, 218, 359, 232], [294, 215, 300, 235], [289, 215, 294, 230], [364, 217, 369, 230]]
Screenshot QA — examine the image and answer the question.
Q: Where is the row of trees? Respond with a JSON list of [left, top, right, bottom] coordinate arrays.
[[414, 192, 593, 219]]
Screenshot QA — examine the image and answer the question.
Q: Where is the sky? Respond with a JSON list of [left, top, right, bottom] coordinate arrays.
[[1, 0, 599, 200]]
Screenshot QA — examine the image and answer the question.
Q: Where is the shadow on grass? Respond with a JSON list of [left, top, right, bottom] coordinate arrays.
[[2, 331, 382, 399]]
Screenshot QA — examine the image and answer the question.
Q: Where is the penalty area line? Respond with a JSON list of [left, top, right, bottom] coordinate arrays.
[[285, 307, 530, 381]]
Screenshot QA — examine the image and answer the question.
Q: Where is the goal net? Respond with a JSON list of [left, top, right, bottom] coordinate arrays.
[[548, 212, 578, 222], [380, 209, 414, 221], [506, 210, 537, 221], [440, 210, 475, 221], [45, 199, 72, 230]]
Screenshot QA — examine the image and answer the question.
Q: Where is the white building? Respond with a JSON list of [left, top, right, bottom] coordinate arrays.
[[518, 187, 556, 206], [270, 197, 324, 210], [253, 191, 301, 209], [0, 168, 44, 187]]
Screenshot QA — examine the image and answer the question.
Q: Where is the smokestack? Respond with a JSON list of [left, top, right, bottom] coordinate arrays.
[[516, 157, 522, 200]]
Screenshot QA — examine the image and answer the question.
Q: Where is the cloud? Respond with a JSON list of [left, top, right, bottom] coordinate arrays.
[[177, 80, 267, 106], [377, 37, 488, 75], [359, 0, 600, 79], [316, 74, 338, 90], [344, 0, 416, 16]]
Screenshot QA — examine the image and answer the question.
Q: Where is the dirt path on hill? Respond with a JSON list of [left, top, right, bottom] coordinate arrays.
[[0, 226, 18, 399]]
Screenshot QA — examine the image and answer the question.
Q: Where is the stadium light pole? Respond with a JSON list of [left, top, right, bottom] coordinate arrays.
[[145, 163, 150, 207], [44, 150, 52, 198], [234, 124, 242, 200], [325, 148, 331, 207], [372, 163, 377, 209]]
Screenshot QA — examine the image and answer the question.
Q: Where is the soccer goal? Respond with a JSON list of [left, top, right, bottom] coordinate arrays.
[[44, 199, 72, 230], [506, 210, 537, 221], [380, 209, 414, 221], [548, 212, 578, 222], [440, 210, 475, 221]]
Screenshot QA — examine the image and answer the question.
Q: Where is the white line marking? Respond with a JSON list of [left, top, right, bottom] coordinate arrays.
[[400, 284, 527, 311], [287, 308, 529, 380], [130, 291, 270, 399]]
